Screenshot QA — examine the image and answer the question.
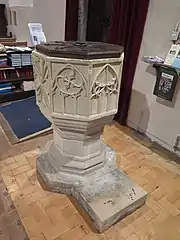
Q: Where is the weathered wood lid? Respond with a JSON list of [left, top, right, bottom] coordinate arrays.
[[36, 41, 123, 59]]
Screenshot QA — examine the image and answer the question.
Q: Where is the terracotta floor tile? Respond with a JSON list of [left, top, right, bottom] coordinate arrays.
[[27, 190, 46, 203], [143, 207, 157, 222], [1, 172, 16, 186], [15, 172, 29, 188], [135, 224, 155, 240], [46, 206, 65, 225], [166, 189, 180, 204], [154, 223, 180, 240], [174, 198, 180, 209], [116, 225, 132, 239], [114, 219, 127, 231], [103, 226, 121, 240], [158, 197, 180, 216], [67, 212, 85, 229], [14, 154, 29, 167], [38, 218, 53, 233], [42, 222, 70, 240], [6, 182, 20, 193], [26, 169, 37, 185], [60, 204, 78, 219], [79, 233, 102, 240], [0, 157, 15, 166], [12, 165, 32, 176], [26, 155, 37, 168], [150, 209, 169, 226], [1, 124, 180, 240], [29, 201, 47, 222], [39, 194, 70, 211], [127, 216, 149, 234], [124, 205, 149, 226], [31, 233, 46, 240], [0, 162, 19, 174], [146, 196, 165, 215], [126, 234, 139, 240], [59, 226, 86, 240], [22, 216, 41, 238], [23, 149, 40, 158], [151, 186, 167, 201], [10, 188, 23, 201]]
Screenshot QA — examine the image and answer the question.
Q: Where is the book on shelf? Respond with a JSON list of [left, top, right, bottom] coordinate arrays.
[[0, 53, 8, 67], [21, 53, 32, 66], [6, 46, 32, 67], [21, 81, 35, 91], [0, 67, 33, 81], [0, 83, 15, 93]]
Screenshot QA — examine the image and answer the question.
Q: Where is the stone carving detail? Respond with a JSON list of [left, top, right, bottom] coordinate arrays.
[[52, 65, 86, 98], [33, 57, 50, 107], [91, 64, 118, 99]]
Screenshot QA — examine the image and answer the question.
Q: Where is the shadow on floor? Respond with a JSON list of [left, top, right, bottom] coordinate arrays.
[[0, 175, 29, 240], [0, 127, 52, 161], [113, 122, 180, 165]]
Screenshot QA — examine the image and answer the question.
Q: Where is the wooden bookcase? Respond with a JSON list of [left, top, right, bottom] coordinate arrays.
[[0, 65, 35, 104]]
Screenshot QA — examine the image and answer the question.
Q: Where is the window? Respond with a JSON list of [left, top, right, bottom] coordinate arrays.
[[12, 11, 17, 25], [9, 10, 12, 25]]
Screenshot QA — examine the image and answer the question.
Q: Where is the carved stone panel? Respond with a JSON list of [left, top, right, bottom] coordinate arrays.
[[32, 54, 51, 120], [32, 51, 123, 119], [90, 61, 122, 115], [51, 63, 89, 116], [52, 64, 87, 98], [91, 64, 118, 98]]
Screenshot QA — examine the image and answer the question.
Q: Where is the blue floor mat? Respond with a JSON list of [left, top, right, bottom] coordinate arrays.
[[0, 97, 51, 143]]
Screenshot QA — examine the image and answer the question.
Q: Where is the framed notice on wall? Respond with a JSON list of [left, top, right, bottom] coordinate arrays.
[[153, 64, 179, 102]]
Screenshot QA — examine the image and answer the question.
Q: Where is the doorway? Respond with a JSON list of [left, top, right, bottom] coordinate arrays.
[[0, 4, 8, 37]]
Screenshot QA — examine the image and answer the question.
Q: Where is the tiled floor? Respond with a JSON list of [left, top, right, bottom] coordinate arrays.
[[0, 123, 180, 239], [0, 175, 28, 240]]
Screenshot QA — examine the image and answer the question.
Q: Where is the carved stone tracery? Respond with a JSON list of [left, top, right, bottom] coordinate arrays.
[[91, 64, 118, 99], [52, 65, 86, 98], [33, 57, 50, 107]]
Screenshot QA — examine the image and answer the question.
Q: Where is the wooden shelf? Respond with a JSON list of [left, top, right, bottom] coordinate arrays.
[[0, 50, 34, 103], [0, 90, 35, 103], [0, 76, 34, 84], [0, 65, 33, 71]]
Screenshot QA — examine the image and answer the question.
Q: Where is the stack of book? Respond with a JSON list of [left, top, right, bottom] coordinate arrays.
[[6, 46, 32, 67], [8, 53, 22, 67], [21, 53, 32, 66], [0, 53, 8, 67], [0, 83, 15, 93]]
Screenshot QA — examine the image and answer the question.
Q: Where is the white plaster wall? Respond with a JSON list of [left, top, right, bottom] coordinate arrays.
[[7, 0, 66, 44], [127, 0, 180, 153], [0, 0, 8, 4]]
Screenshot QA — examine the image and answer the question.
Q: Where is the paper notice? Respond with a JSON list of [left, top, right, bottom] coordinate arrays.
[[164, 44, 180, 66], [28, 23, 47, 46]]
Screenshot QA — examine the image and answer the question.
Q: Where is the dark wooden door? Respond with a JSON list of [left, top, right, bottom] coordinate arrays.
[[0, 4, 7, 37]]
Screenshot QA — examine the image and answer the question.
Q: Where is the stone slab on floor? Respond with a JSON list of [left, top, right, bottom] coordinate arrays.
[[37, 145, 147, 232]]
